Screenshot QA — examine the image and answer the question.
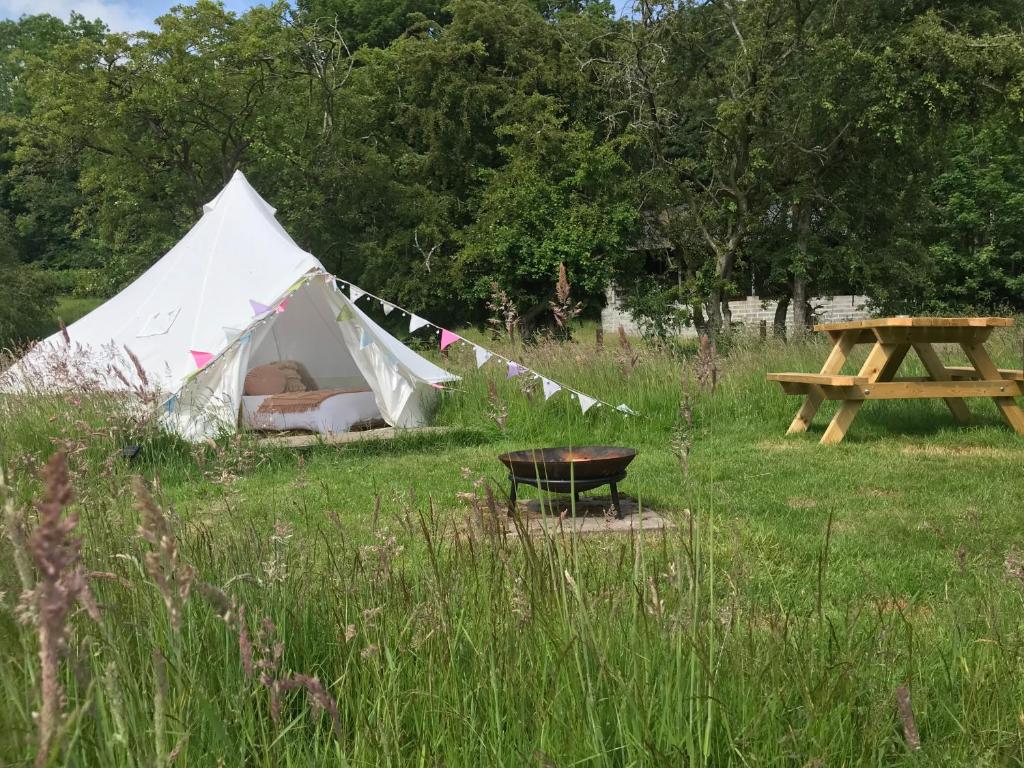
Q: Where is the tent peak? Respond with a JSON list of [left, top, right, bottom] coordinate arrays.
[[203, 169, 276, 216]]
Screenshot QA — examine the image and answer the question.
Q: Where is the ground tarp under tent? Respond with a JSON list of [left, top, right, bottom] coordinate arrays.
[[0, 171, 458, 441]]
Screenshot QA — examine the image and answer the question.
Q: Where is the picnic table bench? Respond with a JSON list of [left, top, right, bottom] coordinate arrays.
[[768, 317, 1024, 444]]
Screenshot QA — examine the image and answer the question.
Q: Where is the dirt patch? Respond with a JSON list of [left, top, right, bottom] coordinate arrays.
[[859, 486, 897, 498], [786, 497, 817, 509], [900, 444, 1017, 459], [756, 439, 802, 452]]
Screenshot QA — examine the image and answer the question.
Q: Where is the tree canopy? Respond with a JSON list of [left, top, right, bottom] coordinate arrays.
[[1, 0, 1022, 345]]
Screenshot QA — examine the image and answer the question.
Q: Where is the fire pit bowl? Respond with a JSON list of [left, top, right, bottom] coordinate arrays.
[[498, 446, 638, 518]]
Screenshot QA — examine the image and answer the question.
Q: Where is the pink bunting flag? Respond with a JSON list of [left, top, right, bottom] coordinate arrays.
[[507, 361, 527, 379], [276, 298, 289, 313], [190, 350, 214, 369], [430, 382, 445, 390], [440, 329, 461, 351], [249, 299, 272, 316]]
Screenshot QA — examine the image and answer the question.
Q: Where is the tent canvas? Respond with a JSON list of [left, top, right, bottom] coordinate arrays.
[[0, 171, 458, 441]]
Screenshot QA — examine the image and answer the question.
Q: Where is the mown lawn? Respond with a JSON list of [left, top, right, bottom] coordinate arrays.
[[1, 325, 1023, 766]]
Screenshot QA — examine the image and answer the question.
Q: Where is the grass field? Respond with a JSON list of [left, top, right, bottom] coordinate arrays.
[[2, 325, 1024, 766]]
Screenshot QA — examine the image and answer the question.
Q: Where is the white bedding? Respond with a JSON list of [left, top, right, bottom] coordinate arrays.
[[241, 389, 381, 433]]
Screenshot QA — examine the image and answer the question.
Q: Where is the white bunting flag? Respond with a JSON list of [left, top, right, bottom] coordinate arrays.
[[350, 285, 366, 303], [359, 328, 373, 349], [474, 345, 493, 368], [577, 393, 598, 414], [616, 403, 637, 416], [542, 378, 561, 400], [409, 314, 430, 333], [381, 301, 396, 316], [222, 325, 245, 343]]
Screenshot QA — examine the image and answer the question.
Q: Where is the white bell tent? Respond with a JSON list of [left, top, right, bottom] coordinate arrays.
[[1, 171, 458, 440]]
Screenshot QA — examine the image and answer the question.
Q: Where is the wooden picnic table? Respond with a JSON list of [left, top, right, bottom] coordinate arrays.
[[768, 317, 1024, 444]]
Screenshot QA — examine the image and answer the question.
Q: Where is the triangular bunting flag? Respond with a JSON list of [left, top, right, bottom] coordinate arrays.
[[616, 403, 637, 416], [430, 382, 445, 390], [542, 378, 561, 400], [409, 315, 430, 333], [165, 394, 177, 415], [336, 305, 354, 322], [440, 329, 461, 351], [381, 301, 395, 316], [249, 300, 272, 316], [577, 393, 598, 414], [190, 350, 214, 369], [359, 328, 373, 349], [223, 326, 245, 342], [350, 286, 365, 302], [474, 346, 493, 368], [276, 298, 289, 313], [507, 361, 527, 379]]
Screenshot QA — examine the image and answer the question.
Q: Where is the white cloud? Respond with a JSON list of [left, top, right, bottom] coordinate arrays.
[[0, 0, 156, 32]]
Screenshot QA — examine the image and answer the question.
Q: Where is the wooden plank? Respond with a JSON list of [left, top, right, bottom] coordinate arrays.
[[785, 329, 858, 434], [911, 342, 972, 425], [768, 373, 867, 386], [810, 380, 1024, 401], [257, 426, 452, 449], [820, 342, 908, 445], [815, 316, 1013, 332], [959, 342, 1024, 436], [872, 326, 993, 345], [944, 366, 1024, 381]]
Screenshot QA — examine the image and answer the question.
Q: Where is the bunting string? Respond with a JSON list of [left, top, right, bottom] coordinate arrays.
[[162, 269, 637, 418], [330, 275, 636, 417]]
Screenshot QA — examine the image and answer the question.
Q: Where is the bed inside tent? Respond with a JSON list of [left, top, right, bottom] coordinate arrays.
[[239, 281, 383, 434]]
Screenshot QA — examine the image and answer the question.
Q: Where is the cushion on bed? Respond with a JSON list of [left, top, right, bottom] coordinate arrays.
[[273, 360, 318, 392], [244, 361, 318, 395], [244, 365, 287, 396]]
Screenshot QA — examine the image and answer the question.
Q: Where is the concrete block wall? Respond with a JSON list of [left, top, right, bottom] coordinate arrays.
[[601, 288, 872, 337]]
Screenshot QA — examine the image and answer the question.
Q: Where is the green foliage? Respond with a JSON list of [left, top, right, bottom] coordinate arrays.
[[922, 118, 1024, 312], [1, 0, 1024, 339], [0, 213, 57, 346], [459, 106, 635, 316]]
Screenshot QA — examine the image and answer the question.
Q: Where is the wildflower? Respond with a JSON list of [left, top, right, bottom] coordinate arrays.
[[360, 644, 379, 659], [277, 674, 343, 739], [29, 453, 98, 767]]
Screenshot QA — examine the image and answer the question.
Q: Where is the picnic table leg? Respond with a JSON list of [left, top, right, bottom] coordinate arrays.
[[820, 342, 908, 445], [787, 331, 857, 434], [911, 342, 972, 425], [960, 340, 1024, 435]]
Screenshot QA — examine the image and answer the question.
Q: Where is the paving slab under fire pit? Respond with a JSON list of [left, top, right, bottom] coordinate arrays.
[[503, 495, 676, 537]]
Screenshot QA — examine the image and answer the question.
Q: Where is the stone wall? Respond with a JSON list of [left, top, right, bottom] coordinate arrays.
[[601, 288, 872, 336]]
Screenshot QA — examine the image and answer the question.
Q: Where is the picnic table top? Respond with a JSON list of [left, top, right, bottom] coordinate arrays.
[[814, 316, 1014, 332]]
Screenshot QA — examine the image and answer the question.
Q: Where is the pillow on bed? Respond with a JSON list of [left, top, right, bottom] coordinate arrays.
[[244, 365, 287, 396], [271, 360, 317, 392]]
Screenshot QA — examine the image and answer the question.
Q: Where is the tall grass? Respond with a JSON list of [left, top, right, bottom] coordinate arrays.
[[1, 326, 1024, 765]]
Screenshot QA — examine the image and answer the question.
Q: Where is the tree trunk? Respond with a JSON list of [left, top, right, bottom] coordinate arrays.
[[792, 275, 807, 334], [773, 296, 789, 339], [791, 202, 811, 336]]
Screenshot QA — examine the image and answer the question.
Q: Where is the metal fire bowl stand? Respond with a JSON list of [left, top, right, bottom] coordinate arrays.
[[507, 471, 627, 519]]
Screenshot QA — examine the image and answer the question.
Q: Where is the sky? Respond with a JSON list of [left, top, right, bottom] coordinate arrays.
[[1, 0, 635, 32]]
